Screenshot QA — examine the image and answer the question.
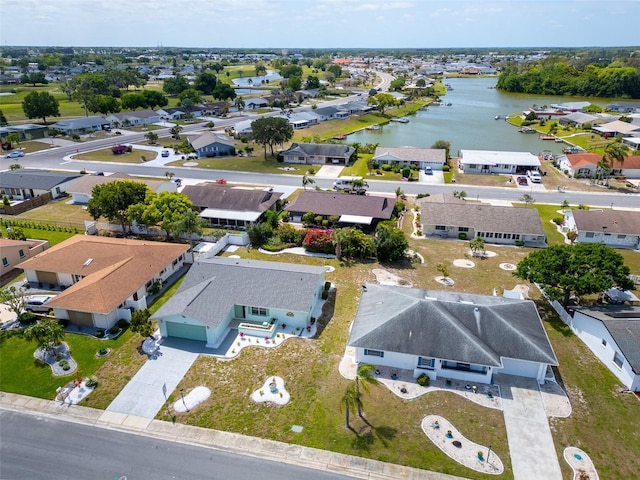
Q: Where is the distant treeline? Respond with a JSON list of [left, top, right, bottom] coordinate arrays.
[[497, 57, 640, 98]]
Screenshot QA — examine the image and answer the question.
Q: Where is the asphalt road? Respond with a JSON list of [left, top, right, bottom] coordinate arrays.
[[0, 410, 356, 480]]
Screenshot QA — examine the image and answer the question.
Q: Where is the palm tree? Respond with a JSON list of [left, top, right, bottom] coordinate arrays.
[[170, 125, 183, 140], [164, 171, 175, 181], [596, 156, 611, 184], [206, 121, 215, 130], [468, 237, 486, 257], [354, 363, 379, 420], [341, 382, 357, 430], [24, 318, 65, 356], [145, 131, 158, 145], [394, 187, 404, 200], [603, 141, 629, 186], [302, 174, 315, 190], [174, 209, 206, 251], [234, 96, 245, 113]]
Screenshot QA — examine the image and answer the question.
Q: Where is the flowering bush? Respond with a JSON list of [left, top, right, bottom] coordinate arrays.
[[302, 229, 334, 254]]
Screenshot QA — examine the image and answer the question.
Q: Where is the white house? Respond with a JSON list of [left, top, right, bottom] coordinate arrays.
[[152, 258, 326, 348], [105, 110, 160, 127], [373, 146, 446, 171], [348, 285, 558, 385], [458, 150, 541, 175], [0, 170, 82, 201], [564, 209, 640, 249], [568, 306, 640, 392]]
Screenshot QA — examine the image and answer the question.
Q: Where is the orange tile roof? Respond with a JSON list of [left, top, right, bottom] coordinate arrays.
[[566, 153, 640, 170], [18, 235, 188, 314]]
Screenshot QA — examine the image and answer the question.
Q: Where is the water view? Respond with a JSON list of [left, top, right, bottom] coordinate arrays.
[[232, 70, 282, 86], [347, 77, 611, 156]]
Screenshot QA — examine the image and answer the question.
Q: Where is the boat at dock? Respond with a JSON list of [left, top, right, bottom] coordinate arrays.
[[333, 134, 347, 140], [390, 117, 410, 123], [518, 127, 537, 133], [495, 114, 508, 120], [366, 125, 380, 130], [539, 134, 556, 140], [554, 137, 564, 143]]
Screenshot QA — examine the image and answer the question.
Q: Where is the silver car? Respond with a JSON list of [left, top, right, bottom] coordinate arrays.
[[24, 295, 56, 313]]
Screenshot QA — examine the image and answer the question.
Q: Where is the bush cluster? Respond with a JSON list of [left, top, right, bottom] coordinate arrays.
[[417, 373, 430, 387]]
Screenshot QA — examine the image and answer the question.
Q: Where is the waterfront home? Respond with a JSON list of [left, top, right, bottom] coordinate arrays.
[[558, 153, 640, 179], [563, 209, 640, 249], [373, 146, 446, 171], [348, 284, 558, 385], [458, 150, 541, 175], [278, 143, 354, 165], [152, 257, 325, 347], [18, 236, 188, 328]]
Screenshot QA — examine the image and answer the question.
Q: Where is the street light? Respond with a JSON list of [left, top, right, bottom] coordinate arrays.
[[487, 444, 492, 462], [180, 388, 189, 412]]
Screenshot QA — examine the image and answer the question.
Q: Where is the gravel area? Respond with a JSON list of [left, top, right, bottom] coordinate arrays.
[[372, 268, 413, 287], [35, 342, 77, 376], [173, 386, 211, 413], [422, 415, 504, 475], [539, 381, 572, 418], [564, 446, 599, 480], [251, 376, 290, 405], [453, 259, 476, 268]]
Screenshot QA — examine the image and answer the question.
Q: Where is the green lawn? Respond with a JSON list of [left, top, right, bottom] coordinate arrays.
[[0, 224, 78, 245], [73, 147, 158, 163]]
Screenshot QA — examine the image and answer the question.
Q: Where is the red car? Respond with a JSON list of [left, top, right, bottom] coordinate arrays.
[[517, 176, 528, 186]]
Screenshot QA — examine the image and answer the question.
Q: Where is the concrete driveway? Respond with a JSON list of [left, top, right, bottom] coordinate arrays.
[[496, 374, 562, 480], [106, 338, 203, 418]]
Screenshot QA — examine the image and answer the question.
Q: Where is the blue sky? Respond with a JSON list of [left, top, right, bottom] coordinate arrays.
[[2, 0, 639, 49]]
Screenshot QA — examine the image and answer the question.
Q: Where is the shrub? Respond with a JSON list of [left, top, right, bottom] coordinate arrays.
[[381, 164, 393, 172], [321, 290, 329, 300], [95, 329, 105, 338], [302, 228, 334, 254], [117, 319, 128, 328], [18, 312, 36, 324], [59, 359, 70, 371], [552, 217, 564, 226], [324, 281, 331, 291], [108, 325, 120, 335], [458, 232, 467, 240], [57, 318, 69, 327], [417, 373, 430, 387], [85, 375, 98, 388], [442, 164, 451, 172], [416, 193, 430, 199], [515, 240, 525, 247]]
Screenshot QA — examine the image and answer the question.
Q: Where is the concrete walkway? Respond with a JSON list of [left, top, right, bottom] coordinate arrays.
[[496, 374, 562, 480], [106, 338, 201, 418]]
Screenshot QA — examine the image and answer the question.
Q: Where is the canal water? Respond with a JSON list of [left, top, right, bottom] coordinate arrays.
[[347, 76, 611, 156]]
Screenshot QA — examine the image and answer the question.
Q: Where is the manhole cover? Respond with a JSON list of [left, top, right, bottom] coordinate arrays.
[[291, 425, 303, 433]]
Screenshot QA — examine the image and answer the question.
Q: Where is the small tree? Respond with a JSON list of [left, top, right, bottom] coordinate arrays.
[[145, 131, 158, 145], [170, 125, 183, 140], [24, 318, 65, 356], [453, 190, 467, 200], [468, 237, 486, 257], [0, 286, 28, 320], [164, 171, 175, 181], [436, 263, 450, 280], [354, 363, 379, 419], [302, 174, 315, 190], [520, 193, 535, 207], [130, 309, 153, 338]]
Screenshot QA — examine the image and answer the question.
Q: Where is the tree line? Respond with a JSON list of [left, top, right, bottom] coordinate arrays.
[[496, 58, 640, 98]]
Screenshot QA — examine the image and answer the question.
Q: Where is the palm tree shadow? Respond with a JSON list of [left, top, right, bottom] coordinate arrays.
[[373, 425, 397, 447]]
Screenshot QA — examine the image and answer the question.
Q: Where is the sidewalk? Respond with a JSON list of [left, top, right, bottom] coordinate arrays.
[[1, 391, 469, 480]]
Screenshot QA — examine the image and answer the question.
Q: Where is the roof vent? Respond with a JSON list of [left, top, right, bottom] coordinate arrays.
[[424, 296, 437, 301], [82, 258, 93, 267], [474, 307, 480, 312], [460, 300, 474, 305]]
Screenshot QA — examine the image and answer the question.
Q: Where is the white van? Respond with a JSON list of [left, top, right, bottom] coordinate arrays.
[[527, 170, 542, 183], [333, 176, 364, 192]]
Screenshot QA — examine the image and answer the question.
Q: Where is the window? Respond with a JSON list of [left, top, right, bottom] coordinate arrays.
[[364, 349, 384, 357], [1, 257, 7, 267], [617, 235, 626, 239], [435, 225, 446, 231], [18, 249, 25, 258], [513, 234, 520, 240], [504, 234, 512, 239], [585, 232, 595, 238], [495, 233, 503, 239], [613, 351, 624, 368], [418, 357, 435, 369], [458, 227, 469, 232], [601, 339, 607, 348], [250, 307, 267, 317]]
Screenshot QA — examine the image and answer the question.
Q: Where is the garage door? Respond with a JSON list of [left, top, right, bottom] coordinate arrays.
[[499, 358, 541, 379], [68, 310, 94, 327], [166, 322, 207, 342], [36, 271, 58, 286]]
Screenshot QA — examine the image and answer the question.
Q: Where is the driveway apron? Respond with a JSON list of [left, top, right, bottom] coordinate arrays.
[[106, 339, 201, 418], [496, 374, 562, 480]]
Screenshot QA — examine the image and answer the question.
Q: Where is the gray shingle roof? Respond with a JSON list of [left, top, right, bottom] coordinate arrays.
[[0, 170, 82, 190], [572, 209, 640, 235], [187, 131, 235, 151], [285, 191, 395, 220], [280, 143, 354, 159], [573, 306, 640, 373], [373, 146, 446, 164], [52, 116, 108, 129], [182, 184, 281, 212], [152, 258, 326, 328], [348, 284, 558, 367], [418, 200, 545, 236]]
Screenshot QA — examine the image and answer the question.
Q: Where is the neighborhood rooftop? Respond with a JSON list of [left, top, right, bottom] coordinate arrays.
[[572, 209, 640, 235], [0, 170, 82, 190], [285, 190, 395, 220]]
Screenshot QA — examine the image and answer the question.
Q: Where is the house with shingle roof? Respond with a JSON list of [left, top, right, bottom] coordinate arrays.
[[558, 153, 640, 179], [187, 131, 236, 158], [558, 112, 603, 129], [182, 184, 281, 229], [66, 172, 176, 204], [152, 257, 325, 346], [373, 146, 446, 171], [418, 196, 546, 246], [285, 190, 395, 229], [564, 209, 640, 249], [569, 305, 640, 391], [105, 109, 160, 127], [0, 238, 49, 277], [0, 170, 82, 201], [50, 116, 110, 135], [17, 236, 189, 329], [592, 120, 640, 138], [278, 143, 354, 165], [348, 284, 558, 385], [605, 101, 640, 114], [459, 150, 541, 175]]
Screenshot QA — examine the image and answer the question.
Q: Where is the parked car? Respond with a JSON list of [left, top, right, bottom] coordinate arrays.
[[526, 170, 542, 183], [24, 295, 56, 313], [424, 166, 433, 175], [517, 176, 528, 186], [92, 171, 104, 176], [161, 150, 170, 157], [5, 150, 24, 158], [172, 178, 182, 186]]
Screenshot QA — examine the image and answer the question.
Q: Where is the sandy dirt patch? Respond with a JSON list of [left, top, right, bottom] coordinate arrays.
[[453, 259, 476, 268], [564, 447, 599, 480], [372, 269, 412, 287]]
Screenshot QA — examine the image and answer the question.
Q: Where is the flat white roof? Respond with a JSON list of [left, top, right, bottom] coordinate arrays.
[[339, 214, 373, 225], [459, 150, 541, 167], [199, 209, 261, 222]]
